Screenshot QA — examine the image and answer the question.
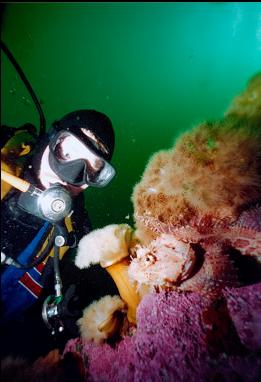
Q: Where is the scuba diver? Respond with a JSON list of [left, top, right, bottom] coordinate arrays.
[[1, 41, 118, 358]]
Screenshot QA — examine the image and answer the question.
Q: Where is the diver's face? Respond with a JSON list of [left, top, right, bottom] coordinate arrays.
[[39, 146, 88, 195]]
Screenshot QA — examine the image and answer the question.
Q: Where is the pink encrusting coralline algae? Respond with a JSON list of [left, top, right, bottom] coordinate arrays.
[[223, 283, 261, 352], [64, 283, 261, 381]]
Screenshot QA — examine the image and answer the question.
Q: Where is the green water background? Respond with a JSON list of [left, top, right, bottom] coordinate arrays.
[[1, 2, 261, 229]]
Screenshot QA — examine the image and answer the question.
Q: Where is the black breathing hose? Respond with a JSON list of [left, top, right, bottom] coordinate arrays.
[[0, 40, 46, 138], [6, 229, 56, 270]]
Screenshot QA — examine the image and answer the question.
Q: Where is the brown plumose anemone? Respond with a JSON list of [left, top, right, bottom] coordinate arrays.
[[225, 72, 261, 124], [132, 116, 261, 240]]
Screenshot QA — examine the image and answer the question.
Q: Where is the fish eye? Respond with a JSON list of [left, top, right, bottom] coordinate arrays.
[[144, 253, 157, 265]]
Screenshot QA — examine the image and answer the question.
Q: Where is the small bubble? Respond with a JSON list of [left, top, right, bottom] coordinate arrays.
[[125, 214, 130, 220], [21, 96, 31, 106], [9, 88, 17, 95]]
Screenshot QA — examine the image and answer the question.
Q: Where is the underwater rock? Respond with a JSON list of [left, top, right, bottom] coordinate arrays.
[[64, 336, 135, 382], [69, 74, 261, 379], [178, 241, 239, 296], [228, 204, 261, 257], [1, 349, 85, 382], [223, 283, 261, 351], [64, 285, 261, 381], [236, 204, 261, 232]]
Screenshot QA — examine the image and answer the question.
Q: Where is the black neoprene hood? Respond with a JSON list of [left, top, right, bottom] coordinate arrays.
[[50, 110, 115, 162]]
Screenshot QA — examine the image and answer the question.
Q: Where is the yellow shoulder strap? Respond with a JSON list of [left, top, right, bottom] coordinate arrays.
[[40, 217, 74, 263], [1, 159, 23, 199], [1, 133, 32, 200]]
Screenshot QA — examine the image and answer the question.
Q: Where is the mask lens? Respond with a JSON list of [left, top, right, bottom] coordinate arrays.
[[52, 133, 92, 162], [86, 160, 116, 187]]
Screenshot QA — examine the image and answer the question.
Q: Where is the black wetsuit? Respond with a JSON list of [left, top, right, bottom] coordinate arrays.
[[1, 154, 117, 361]]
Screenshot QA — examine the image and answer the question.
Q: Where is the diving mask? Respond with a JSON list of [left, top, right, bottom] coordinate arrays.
[[48, 130, 116, 187]]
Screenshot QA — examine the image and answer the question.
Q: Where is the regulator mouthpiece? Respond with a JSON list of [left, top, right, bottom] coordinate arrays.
[[37, 185, 72, 223]]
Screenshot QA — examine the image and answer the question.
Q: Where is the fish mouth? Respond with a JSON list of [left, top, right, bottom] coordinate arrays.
[[184, 243, 205, 280]]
